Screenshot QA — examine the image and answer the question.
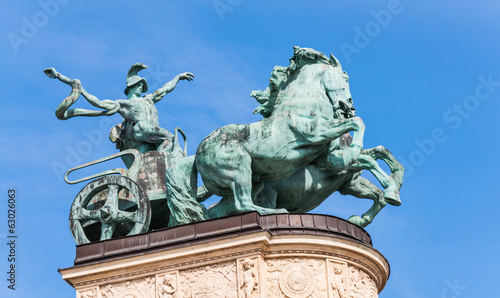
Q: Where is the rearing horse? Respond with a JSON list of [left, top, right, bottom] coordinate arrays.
[[195, 47, 397, 215]]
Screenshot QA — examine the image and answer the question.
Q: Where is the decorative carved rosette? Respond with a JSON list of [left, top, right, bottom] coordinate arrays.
[[265, 258, 327, 298], [279, 264, 315, 297]]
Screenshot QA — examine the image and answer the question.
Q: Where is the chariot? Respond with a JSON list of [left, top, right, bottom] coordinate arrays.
[[65, 129, 187, 244]]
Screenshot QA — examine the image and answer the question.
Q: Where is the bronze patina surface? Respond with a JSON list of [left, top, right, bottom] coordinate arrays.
[[46, 47, 403, 245]]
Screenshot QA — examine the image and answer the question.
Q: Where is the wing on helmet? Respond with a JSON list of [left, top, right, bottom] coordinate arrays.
[[127, 63, 148, 79]]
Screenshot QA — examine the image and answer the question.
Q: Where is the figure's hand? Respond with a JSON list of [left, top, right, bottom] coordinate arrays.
[[179, 72, 195, 81], [44, 67, 58, 79]]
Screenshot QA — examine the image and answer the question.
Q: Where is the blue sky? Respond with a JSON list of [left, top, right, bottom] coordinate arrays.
[[1, 0, 499, 297]]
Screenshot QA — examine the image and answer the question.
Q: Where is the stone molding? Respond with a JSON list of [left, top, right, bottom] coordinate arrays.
[[62, 231, 389, 297], [61, 214, 388, 297], [72, 213, 372, 266]]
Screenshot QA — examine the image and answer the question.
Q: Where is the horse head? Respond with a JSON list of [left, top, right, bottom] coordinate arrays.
[[333, 71, 356, 120], [252, 47, 356, 120], [326, 52, 356, 119]]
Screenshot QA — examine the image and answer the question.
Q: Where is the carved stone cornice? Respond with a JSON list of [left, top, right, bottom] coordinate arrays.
[[61, 213, 389, 297]]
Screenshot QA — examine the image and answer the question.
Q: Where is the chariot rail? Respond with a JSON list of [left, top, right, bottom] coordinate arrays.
[[64, 149, 142, 185]]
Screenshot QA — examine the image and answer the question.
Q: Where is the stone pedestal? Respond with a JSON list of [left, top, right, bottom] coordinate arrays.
[[60, 212, 389, 297]]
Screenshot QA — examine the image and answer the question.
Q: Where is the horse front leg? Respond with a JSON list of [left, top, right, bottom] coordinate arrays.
[[227, 152, 288, 215], [339, 176, 387, 228], [230, 181, 288, 215], [362, 146, 404, 189], [314, 117, 365, 168], [351, 154, 401, 206]]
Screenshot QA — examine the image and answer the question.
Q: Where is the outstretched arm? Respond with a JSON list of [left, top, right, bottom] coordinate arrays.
[[80, 87, 119, 112], [151, 72, 194, 103], [44, 67, 73, 85], [45, 67, 119, 119]]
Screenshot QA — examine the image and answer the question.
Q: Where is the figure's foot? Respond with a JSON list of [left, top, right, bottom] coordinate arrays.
[[348, 215, 370, 228], [383, 185, 401, 206]]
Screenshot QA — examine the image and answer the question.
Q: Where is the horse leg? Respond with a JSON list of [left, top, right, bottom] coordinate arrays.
[[362, 146, 404, 189], [350, 154, 401, 206], [341, 117, 365, 166], [314, 117, 365, 167], [229, 181, 287, 214], [253, 185, 278, 209], [340, 176, 387, 227], [228, 153, 287, 215], [207, 196, 238, 219], [206, 182, 270, 218]]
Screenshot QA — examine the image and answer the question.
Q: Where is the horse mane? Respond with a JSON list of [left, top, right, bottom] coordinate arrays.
[[289, 46, 334, 70], [251, 65, 288, 117], [252, 47, 339, 118]]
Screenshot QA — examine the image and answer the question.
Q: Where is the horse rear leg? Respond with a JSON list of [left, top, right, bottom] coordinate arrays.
[[339, 177, 387, 228], [254, 186, 278, 209]]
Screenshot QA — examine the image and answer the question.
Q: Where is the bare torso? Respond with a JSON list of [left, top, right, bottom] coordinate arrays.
[[117, 95, 160, 127]]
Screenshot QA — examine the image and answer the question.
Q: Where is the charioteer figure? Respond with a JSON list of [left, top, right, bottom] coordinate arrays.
[[44, 63, 194, 161], [45, 64, 206, 242]]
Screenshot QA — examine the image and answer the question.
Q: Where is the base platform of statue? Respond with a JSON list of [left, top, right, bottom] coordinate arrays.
[[59, 212, 390, 297]]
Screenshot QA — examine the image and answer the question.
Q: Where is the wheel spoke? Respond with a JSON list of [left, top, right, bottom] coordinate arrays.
[[81, 219, 100, 228], [106, 184, 120, 207], [73, 206, 100, 221], [116, 210, 139, 223], [100, 222, 116, 241]]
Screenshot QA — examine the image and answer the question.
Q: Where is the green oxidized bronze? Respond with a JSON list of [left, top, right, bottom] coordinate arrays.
[[45, 64, 206, 244], [47, 47, 403, 245], [195, 47, 403, 227]]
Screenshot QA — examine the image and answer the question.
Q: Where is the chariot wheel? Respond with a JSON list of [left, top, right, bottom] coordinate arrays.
[[69, 175, 151, 244]]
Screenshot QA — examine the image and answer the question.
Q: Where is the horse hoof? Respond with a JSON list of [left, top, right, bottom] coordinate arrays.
[[384, 187, 401, 206], [268, 208, 288, 214], [348, 215, 368, 228], [255, 207, 288, 215]]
